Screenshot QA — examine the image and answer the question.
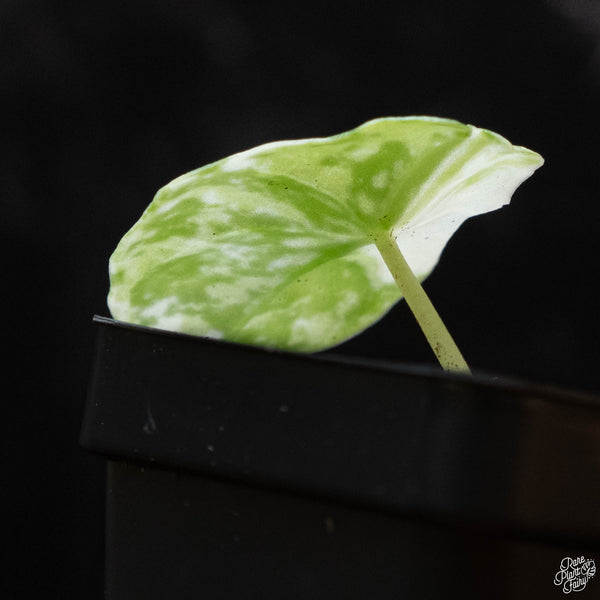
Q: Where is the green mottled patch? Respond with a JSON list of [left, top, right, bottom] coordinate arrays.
[[108, 116, 543, 352]]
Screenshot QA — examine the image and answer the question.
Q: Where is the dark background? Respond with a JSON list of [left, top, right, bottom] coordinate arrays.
[[2, 0, 599, 597]]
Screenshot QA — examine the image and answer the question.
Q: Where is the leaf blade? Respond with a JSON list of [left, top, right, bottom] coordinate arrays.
[[108, 117, 543, 352]]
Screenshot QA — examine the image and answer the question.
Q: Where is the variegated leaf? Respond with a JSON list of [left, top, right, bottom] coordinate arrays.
[[108, 117, 543, 352]]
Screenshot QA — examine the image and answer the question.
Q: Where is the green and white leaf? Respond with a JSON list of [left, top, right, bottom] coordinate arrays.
[[108, 117, 543, 352]]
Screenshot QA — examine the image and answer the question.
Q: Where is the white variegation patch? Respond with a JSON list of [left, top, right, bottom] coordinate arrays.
[[154, 197, 182, 215], [372, 171, 389, 189], [267, 254, 310, 271], [200, 188, 225, 205], [350, 144, 380, 161]]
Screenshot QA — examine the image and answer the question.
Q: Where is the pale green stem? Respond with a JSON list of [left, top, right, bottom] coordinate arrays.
[[374, 231, 470, 373]]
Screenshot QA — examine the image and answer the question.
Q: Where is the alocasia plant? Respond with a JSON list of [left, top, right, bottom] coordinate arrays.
[[108, 117, 543, 372]]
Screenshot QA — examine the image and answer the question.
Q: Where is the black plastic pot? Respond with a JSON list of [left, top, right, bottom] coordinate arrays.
[[81, 316, 600, 600]]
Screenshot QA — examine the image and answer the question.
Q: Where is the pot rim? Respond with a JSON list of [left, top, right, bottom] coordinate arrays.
[[92, 314, 600, 408]]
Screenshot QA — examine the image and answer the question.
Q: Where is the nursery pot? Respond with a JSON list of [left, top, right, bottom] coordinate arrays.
[[81, 316, 600, 600]]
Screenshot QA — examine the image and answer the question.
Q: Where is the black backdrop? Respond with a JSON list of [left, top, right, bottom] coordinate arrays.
[[3, 1, 599, 597]]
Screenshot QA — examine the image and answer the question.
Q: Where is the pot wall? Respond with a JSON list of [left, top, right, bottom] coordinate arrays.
[[82, 317, 600, 599]]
